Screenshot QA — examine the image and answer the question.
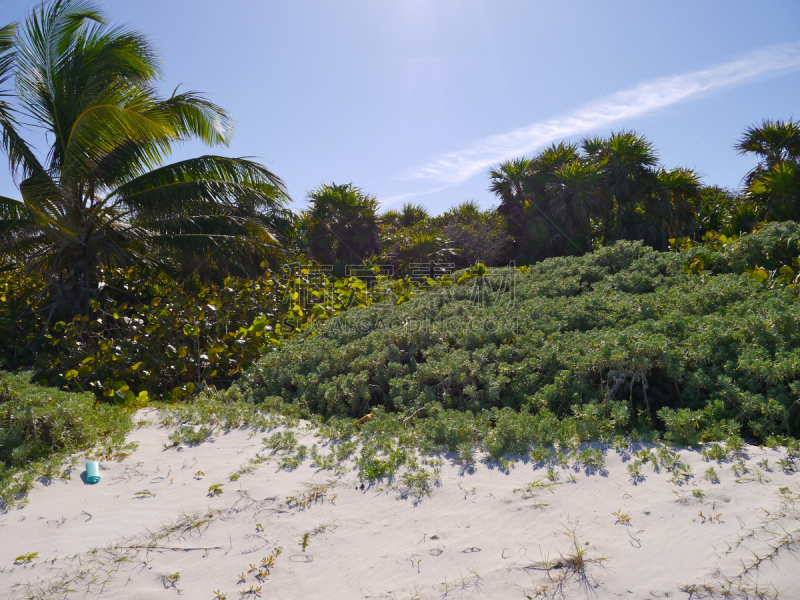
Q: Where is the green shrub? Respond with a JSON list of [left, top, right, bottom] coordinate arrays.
[[0, 269, 48, 369], [0, 372, 133, 507], [235, 224, 800, 442], [657, 407, 703, 446], [1, 264, 425, 402]]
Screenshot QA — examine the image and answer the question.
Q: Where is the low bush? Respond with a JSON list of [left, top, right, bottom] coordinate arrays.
[[0, 371, 133, 508], [1, 264, 423, 402], [234, 223, 800, 442]]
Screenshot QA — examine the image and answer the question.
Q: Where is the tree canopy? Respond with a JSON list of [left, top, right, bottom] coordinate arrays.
[[0, 0, 290, 312]]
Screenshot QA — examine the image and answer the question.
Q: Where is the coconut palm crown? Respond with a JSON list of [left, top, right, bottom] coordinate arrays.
[[0, 0, 290, 312]]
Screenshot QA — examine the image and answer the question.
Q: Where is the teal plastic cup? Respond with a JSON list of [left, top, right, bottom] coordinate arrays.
[[86, 461, 100, 484]]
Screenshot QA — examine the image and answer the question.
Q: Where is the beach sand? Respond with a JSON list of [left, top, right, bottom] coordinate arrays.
[[1, 409, 798, 599]]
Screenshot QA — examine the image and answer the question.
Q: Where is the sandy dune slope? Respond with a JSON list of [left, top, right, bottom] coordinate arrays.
[[1, 410, 799, 599]]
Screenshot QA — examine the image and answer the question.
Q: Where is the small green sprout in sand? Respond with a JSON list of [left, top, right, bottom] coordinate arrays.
[[134, 489, 155, 498], [612, 510, 631, 526], [704, 467, 720, 483], [514, 479, 560, 500], [286, 481, 335, 509], [526, 525, 608, 580], [301, 532, 310, 550], [627, 460, 643, 480], [161, 572, 180, 590], [701, 444, 728, 462], [229, 473, 240, 481], [255, 523, 264, 532], [756, 458, 772, 471], [242, 547, 282, 582], [669, 463, 693, 484], [731, 459, 748, 477], [14, 552, 38, 564], [692, 489, 704, 499], [497, 457, 514, 471], [612, 435, 629, 453], [636, 447, 654, 463], [208, 483, 224, 496], [698, 511, 722, 524], [239, 585, 262, 597], [260, 548, 281, 571], [213, 591, 227, 600], [546, 467, 559, 481], [194, 471, 205, 479], [660, 450, 681, 472], [577, 448, 605, 470]]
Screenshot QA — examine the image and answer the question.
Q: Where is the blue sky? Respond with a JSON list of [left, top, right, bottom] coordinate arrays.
[[1, 0, 799, 214]]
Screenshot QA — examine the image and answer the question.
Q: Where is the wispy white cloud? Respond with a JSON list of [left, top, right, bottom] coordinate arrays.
[[401, 41, 800, 187], [379, 185, 454, 207]]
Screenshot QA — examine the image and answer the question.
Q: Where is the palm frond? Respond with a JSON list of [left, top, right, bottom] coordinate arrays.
[[0, 196, 33, 256], [62, 91, 177, 179], [0, 0, 291, 295], [15, 0, 104, 136], [159, 91, 234, 146], [111, 155, 289, 211], [736, 119, 800, 164], [0, 23, 48, 181]]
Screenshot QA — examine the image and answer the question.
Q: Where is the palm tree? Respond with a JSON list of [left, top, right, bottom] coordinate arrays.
[[305, 182, 381, 268], [440, 199, 482, 222], [489, 144, 578, 230], [488, 157, 532, 209], [489, 144, 584, 259], [380, 209, 402, 232], [643, 167, 702, 249], [383, 229, 457, 276], [0, 0, 290, 312], [736, 119, 800, 181], [747, 161, 800, 221], [398, 203, 429, 229], [380, 202, 429, 233], [582, 131, 658, 238], [491, 132, 702, 258], [528, 142, 580, 191], [433, 200, 509, 268], [547, 158, 608, 242], [736, 119, 800, 221]]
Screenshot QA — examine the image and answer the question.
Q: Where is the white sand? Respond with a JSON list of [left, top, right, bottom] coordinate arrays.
[[1, 410, 799, 599]]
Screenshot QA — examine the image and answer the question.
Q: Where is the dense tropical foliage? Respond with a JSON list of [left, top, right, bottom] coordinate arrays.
[[302, 182, 381, 272], [236, 222, 800, 443], [0, 260, 429, 401], [488, 133, 703, 262], [0, 0, 291, 314], [2, 0, 800, 500], [736, 119, 800, 222]]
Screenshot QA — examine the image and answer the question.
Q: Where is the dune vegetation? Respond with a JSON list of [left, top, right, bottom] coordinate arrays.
[[1, 0, 800, 506], [233, 222, 800, 445]]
